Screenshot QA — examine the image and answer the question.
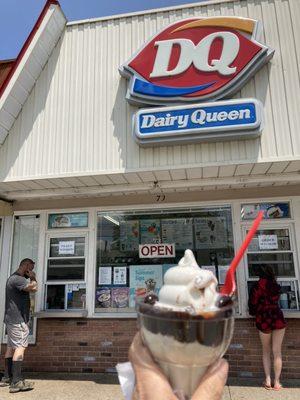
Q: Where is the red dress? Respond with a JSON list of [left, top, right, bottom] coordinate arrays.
[[249, 278, 287, 333]]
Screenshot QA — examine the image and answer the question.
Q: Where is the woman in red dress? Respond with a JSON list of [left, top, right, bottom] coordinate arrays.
[[248, 265, 286, 390]]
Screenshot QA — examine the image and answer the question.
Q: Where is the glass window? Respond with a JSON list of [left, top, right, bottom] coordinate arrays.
[[10, 215, 40, 338], [44, 236, 86, 310], [45, 284, 86, 310], [95, 207, 234, 313], [49, 237, 85, 257], [247, 229, 295, 278], [246, 227, 299, 311], [11, 215, 40, 270]]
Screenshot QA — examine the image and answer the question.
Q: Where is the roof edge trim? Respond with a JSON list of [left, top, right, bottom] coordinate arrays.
[[0, 0, 63, 99]]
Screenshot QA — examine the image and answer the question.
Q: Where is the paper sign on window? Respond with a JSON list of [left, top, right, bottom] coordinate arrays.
[[58, 241, 75, 255], [98, 266, 112, 285], [258, 235, 278, 250], [113, 267, 127, 285]]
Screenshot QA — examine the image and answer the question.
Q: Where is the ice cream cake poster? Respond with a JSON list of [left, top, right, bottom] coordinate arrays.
[[129, 265, 163, 307]]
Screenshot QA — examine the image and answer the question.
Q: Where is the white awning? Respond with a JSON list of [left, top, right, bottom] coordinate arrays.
[[0, 160, 299, 201]]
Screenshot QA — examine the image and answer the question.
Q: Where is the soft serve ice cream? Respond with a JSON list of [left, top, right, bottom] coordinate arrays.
[[137, 249, 234, 399], [154, 249, 219, 313]]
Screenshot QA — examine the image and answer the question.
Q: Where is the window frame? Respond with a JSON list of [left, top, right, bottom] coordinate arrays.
[[242, 220, 300, 312], [43, 231, 89, 311], [94, 205, 236, 316]]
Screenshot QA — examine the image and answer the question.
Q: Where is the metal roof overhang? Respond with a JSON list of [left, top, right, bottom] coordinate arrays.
[[0, 160, 299, 202], [0, 1, 66, 145]]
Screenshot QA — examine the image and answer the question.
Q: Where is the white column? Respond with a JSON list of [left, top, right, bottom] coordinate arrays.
[[86, 209, 97, 317]]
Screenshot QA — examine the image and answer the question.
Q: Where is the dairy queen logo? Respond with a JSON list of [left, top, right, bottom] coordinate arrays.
[[120, 17, 274, 105]]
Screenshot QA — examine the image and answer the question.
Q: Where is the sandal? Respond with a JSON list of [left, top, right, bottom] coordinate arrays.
[[263, 382, 272, 390], [273, 384, 283, 391]]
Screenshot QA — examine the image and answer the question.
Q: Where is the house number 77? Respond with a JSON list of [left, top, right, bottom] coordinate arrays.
[[156, 195, 166, 202]]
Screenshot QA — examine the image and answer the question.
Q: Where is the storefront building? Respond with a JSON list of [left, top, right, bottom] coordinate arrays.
[[0, 0, 300, 379]]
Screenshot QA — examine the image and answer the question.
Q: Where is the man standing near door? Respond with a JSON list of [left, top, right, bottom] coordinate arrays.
[[1, 258, 37, 393]]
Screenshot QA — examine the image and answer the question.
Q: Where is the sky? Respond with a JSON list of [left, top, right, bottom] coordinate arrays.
[[0, 0, 206, 60]]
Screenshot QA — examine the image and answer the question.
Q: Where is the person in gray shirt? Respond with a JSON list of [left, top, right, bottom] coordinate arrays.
[[1, 259, 38, 393]]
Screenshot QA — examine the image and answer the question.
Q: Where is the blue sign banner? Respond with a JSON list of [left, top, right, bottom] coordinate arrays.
[[134, 99, 262, 146]]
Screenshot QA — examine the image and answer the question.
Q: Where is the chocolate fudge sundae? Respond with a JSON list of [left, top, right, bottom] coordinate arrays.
[[136, 249, 234, 400]]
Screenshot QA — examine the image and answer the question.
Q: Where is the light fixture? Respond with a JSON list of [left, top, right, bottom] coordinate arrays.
[[104, 216, 120, 226]]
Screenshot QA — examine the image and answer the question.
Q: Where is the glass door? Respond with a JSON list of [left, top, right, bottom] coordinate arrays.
[[244, 224, 300, 311]]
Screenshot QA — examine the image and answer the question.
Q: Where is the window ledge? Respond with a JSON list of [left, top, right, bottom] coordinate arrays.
[[34, 310, 88, 318]]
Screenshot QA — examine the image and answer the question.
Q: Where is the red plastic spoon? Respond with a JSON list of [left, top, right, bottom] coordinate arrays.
[[221, 210, 264, 296]]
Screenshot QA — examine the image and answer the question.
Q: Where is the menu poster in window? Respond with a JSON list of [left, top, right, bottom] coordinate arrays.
[[98, 266, 112, 285], [113, 266, 127, 285], [120, 220, 139, 251], [58, 241, 75, 255], [162, 219, 193, 250], [258, 235, 278, 250], [218, 265, 230, 285], [140, 220, 161, 244], [129, 265, 163, 307], [241, 203, 290, 220], [194, 217, 228, 249]]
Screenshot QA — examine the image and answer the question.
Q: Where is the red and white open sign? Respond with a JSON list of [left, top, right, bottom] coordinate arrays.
[[139, 244, 175, 258]]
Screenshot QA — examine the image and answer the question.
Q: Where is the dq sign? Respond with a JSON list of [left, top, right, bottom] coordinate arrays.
[[120, 17, 274, 105]]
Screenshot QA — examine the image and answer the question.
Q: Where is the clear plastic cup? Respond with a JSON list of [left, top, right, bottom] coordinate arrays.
[[137, 300, 234, 400]]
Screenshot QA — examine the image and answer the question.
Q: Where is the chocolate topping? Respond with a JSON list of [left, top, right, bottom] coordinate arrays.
[[144, 293, 159, 305]]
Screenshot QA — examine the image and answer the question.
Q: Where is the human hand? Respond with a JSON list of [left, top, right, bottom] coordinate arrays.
[[129, 333, 228, 400], [27, 270, 36, 281]]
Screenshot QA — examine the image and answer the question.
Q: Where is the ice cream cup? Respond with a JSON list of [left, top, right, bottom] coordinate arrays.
[[137, 299, 234, 400]]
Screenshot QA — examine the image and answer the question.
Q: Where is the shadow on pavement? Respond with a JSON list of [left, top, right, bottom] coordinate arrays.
[[22, 372, 120, 385], [228, 378, 300, 388]]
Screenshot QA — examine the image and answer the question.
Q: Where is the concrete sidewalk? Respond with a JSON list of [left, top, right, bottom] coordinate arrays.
[[0, 374, 299, 400]]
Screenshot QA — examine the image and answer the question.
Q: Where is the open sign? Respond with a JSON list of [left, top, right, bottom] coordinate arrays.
[[139, 244, 175, 258]]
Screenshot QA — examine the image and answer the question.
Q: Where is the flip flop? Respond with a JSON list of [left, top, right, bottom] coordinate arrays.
[[273, 384, 283, 391], [263, 382, 272, 390]]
